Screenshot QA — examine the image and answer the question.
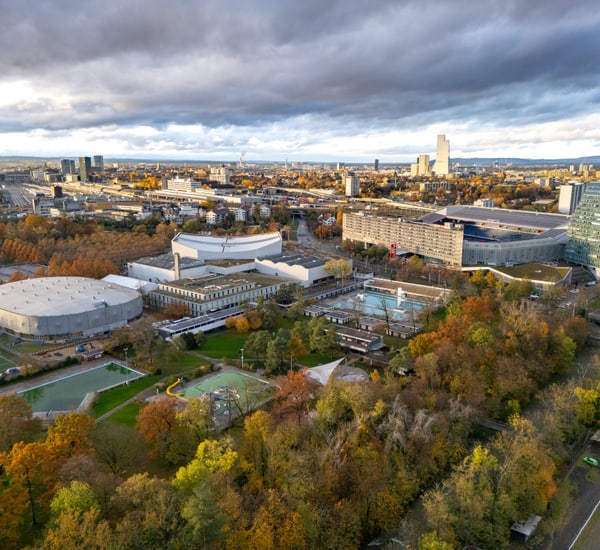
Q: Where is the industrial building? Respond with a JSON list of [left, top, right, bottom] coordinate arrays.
[[0, 277, 142, 342]]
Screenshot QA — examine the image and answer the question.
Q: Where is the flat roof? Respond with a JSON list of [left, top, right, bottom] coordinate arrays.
[[433, 205, 569, 231], [132, 253, 205, 270], [161, 272, 282, 292], [257, 253, 328, 268]]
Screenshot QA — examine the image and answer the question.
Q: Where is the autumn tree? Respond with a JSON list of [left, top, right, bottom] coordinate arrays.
[[244, 330, 271, 363], [324, 258, 352, 288], [110, 473, 184, 549], [163, 301, 190, 318], [46, 412, 96, 458], [273, 369, 314, 424], [0, 441, 58, 534], [0, 394, 41, 452], [136, 399, 190, 464], [176, 396, 215, 445]]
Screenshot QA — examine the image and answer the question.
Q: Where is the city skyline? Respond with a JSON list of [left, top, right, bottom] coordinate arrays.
[[1, 0, 599, 162]]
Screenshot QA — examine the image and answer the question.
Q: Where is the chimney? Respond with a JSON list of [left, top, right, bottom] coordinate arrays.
[[174, 252, 181, 280]]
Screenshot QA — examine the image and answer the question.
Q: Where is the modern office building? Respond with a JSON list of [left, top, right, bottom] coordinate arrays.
[[433, 134, 450, 176], [343, 206, 568, 267], [166, 177, 204, 192], [79, 156, 92, 182], [565, 182, 600, 274], [0, 277, 142, 342], [60, 159, 76, 175], [93, 155, 104, 172], [558, 182, 585, 214]]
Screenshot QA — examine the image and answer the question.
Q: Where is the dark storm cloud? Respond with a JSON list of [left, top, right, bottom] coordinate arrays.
[[0, 0, 599, 157]]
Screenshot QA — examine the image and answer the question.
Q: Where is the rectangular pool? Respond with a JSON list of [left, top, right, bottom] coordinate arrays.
[[330, 291, 427, 321], [19, 363, 144, 413]]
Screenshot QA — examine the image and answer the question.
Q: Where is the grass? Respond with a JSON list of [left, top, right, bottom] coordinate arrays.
[[296, 352, 345, 367], [91, 375, 159, 418], [493, 262, 569, 282], [104, 402, 144, 427], [199, 331, 247, 359]]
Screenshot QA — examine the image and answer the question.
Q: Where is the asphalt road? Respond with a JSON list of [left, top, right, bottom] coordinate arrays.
[[536, 447, 600, 550]]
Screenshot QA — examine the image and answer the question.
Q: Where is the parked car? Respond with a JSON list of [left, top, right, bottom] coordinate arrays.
[[583, 456, 599, 467]]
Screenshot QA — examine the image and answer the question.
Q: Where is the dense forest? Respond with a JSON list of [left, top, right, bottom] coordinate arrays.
[[0, 273, 599, 549]]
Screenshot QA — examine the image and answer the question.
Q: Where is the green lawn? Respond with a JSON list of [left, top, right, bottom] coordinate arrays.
[[296, 351, 345, 367], [91, 375, 159, 418], [104, 402, 145, 427], [199, 331, 247, 359]]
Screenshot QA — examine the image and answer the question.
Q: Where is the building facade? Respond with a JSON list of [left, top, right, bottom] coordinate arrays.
[[565, 181, 600, 274], [558, 182, 585, 214], [344, 173, 360, 197], [148, 273, 284, 317], [79, 157, 92, 182], [343, 212, 464, 265], [344, 206, 568, 268]]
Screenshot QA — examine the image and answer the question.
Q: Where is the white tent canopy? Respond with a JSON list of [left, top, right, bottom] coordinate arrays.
[[305, 358, 345, 386]]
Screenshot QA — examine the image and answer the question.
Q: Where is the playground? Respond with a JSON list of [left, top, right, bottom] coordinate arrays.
[[18, 362, 145, 414], [170, 371, 275, 418]]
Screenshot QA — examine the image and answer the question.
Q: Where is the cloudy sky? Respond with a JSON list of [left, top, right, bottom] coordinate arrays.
[[1, 0, 599, 162]]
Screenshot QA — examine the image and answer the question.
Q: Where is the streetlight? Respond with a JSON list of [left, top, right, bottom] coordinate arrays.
[[239, 348, 244, 369], [124, 347, 129, 384]]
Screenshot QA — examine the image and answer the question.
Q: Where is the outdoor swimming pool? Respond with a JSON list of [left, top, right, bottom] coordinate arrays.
[[178, 371, 274, 417], [330, 291, 428, 321], [19, 363, 145, 413]]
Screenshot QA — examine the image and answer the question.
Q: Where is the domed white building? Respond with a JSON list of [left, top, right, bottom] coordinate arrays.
[[0, 277, 142, 342]]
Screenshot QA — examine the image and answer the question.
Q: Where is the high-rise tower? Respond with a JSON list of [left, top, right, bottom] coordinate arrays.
[[433, 134, 449, 176], [79, 157, 92, 182], [93, 155, 104, 172]]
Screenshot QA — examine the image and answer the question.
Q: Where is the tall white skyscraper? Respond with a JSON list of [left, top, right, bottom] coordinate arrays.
[[433, 134, 449, 176]]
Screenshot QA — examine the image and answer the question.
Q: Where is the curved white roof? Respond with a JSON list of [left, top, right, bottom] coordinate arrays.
[[0, 277, 141, 317], [172, 232, 282, 260]]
